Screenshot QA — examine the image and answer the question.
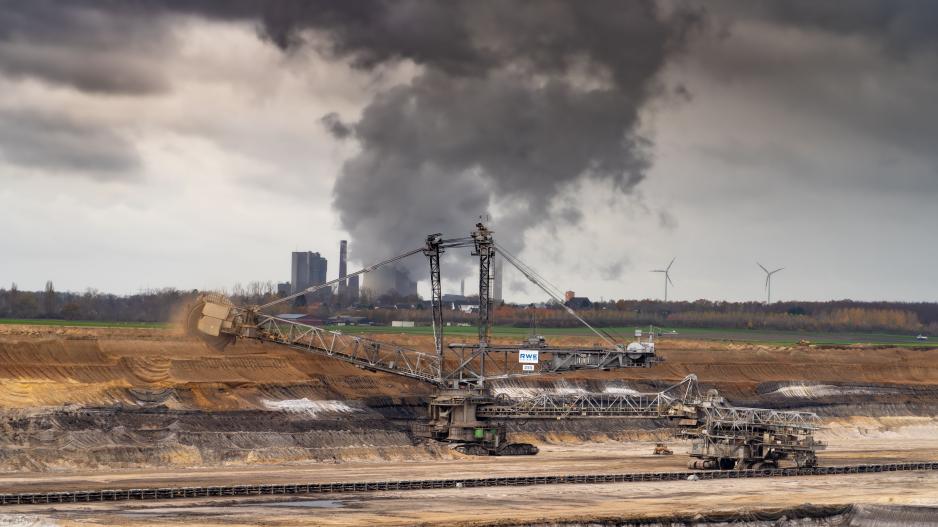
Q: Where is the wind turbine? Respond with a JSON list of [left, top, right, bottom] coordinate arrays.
[[758, 263, 784, 304], [651, 258, 675, 302]]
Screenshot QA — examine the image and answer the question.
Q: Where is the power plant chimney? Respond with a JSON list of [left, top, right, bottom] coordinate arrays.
[[338, 240, 348, 297]]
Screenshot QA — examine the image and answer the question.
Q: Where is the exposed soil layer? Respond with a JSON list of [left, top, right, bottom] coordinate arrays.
[[500, 504, 938, 526], [0, 324, 937, 471]]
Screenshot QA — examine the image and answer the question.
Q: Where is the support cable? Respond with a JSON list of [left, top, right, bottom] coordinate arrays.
[[493, 243, 617, 347]]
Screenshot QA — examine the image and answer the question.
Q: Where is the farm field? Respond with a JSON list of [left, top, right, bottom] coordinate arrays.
[[327, 323, 937, 347], [1, 316, 933, 346]]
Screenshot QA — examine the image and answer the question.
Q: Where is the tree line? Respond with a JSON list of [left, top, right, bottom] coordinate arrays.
[[1, 283, 936, 333], [355, 299, 938, 333]]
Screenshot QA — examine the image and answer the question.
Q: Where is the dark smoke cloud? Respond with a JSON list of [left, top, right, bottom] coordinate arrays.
[[322, 1, 700, 275]]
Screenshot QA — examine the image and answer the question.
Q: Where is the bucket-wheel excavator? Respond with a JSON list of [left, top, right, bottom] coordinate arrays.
[[186, 223, 823, 469]]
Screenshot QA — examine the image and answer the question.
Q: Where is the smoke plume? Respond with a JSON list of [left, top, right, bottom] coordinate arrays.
[[320, 1, 700, 276]]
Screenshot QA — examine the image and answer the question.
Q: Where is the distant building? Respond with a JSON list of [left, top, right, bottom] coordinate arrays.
[[329, 315, 369, 326], [564, 296, 592, 309], [291, 251, 328, 298], [442, 293, 475, 311], [441, 293, 469, 303], [276, 282, 291, 296]]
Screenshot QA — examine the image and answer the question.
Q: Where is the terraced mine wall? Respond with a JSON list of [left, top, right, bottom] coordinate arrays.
[[1, 324, 937, 471], [500, 504, 938, 526]]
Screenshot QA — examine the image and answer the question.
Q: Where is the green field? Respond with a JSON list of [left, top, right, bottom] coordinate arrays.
[[324, 324, 936, 347], [1, 318, 932, 347], [0, 319, 168, 329], [324, 324, 640, 338]]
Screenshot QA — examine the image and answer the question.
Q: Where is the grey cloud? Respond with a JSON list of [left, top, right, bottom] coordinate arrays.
[[689, 3, 938, 193], [23, 1, 938, 259], [658, 211, 678, 230], [729, 1, 938, 54], [557, 207, 584, 226], [674, 84, 693, 102], [599, 261, 627, 281], [0, 110, 140, 178], [0, 1, 174, 94], [508, 280, 530, 295], [696, 142, 814, 176]]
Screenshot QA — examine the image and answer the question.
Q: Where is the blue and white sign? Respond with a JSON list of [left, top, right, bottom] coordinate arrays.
[[519, 349, 539, 364], [522, 364, 535, 372]]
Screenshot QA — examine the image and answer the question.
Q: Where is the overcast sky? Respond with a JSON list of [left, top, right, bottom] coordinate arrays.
[[2, 1, 937, 303]]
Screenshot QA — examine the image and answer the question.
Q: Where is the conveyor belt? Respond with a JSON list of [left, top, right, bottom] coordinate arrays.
[[1, 462, 936, 506]]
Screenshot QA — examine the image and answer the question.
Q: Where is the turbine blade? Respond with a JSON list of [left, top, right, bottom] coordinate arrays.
[[667, 274, 674, 287], [757, 262, 769, 274], [667, 257, 676, 271], [773, 267, 785, 274]]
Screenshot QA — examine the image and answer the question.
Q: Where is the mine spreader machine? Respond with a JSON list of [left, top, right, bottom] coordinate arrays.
[[187, 223, 823, 469]]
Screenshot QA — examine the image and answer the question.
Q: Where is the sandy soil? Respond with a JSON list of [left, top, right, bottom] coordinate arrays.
[[3, 467, 938, 526], [1, 431, 937, 526], [0, 431, 937, 494], [1, 325, 936, 410]]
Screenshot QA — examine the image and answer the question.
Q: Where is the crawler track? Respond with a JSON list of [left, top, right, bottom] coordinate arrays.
[[2, 462, 936, 506]]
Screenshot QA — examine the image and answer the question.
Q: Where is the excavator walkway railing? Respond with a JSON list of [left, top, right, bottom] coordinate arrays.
[[478, 392, 674, 419], [3, 462, 936, 506], [256, 314, 442, 385], [478, 374, 700, 420]]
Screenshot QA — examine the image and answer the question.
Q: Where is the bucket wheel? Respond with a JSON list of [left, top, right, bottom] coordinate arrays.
[[185, 295, 237, 351]]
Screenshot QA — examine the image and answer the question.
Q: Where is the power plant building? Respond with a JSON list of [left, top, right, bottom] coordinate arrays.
[[291, 251, 327, 294]]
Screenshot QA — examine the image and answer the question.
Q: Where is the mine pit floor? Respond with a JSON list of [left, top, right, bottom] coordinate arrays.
[[2, 438, 938, 526], [0, 438, 934, 494]]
